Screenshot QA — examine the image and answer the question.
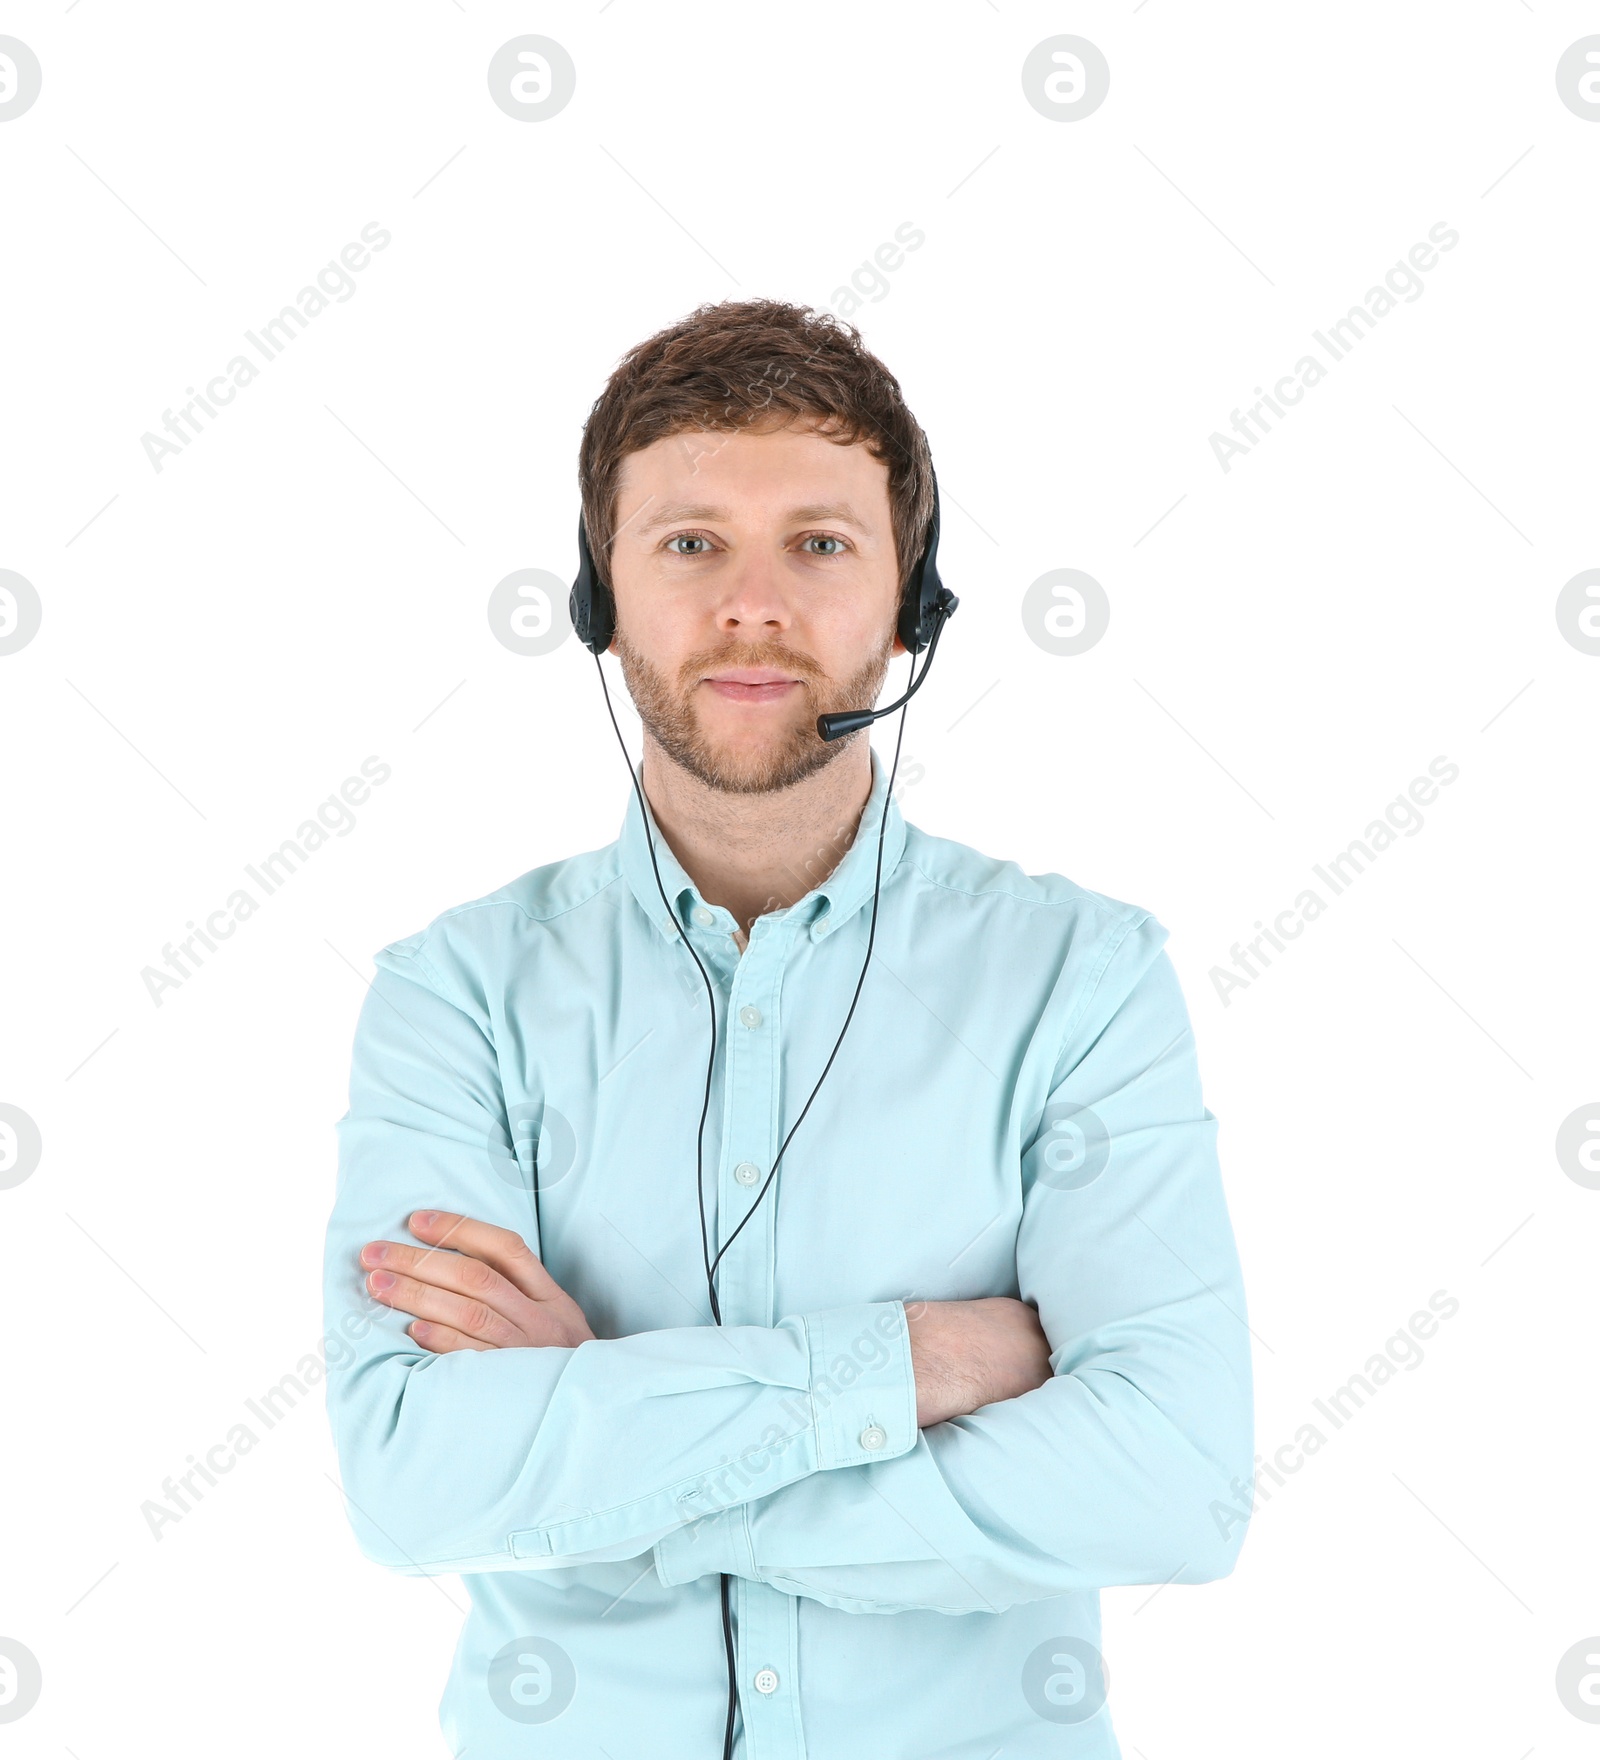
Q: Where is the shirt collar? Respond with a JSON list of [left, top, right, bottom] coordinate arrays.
[[617, 744, 909, 947]]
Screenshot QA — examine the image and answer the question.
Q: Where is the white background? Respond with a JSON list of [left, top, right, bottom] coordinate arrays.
[[2, 3, 1597, 1755]]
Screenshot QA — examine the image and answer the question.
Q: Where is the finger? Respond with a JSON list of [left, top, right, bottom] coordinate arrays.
[[360, 1237, 537, 1327], [366, 1268, 521, 1346], [407, 1318, 491, 1355], [406, 1210, 562, 1304]]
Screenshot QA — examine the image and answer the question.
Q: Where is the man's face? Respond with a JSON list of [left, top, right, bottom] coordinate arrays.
[[605, 418, 906, 795]]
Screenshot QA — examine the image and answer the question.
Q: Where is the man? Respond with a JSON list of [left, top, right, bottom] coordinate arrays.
[[322, 298, 1254, 1758]]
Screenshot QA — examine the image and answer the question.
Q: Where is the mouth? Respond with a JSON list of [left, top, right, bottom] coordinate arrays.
[[702, 670, 803, 705]]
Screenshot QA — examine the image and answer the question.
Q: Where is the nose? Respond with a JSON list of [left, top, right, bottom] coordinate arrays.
[[712, 546, 793, 637]]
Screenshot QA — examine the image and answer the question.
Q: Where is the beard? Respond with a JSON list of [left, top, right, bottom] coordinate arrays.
[[613, 627, 895, 796]]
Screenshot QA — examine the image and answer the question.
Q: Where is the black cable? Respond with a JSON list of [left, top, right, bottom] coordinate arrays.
[[593, 655, 726, 1320], [720, 1572, 738, 1757], [590, 615, 945, 1757], [707, 611, 945, 1283], [530, 1135, 543, 1256]]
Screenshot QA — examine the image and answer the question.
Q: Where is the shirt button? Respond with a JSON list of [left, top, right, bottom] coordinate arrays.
[[692, 906, 714, 927], [739, 1005, 763, 1029], [734, 1162, 761, 1187], [753, 1668, 779, 1695], [859, 1424, 888, 1451]]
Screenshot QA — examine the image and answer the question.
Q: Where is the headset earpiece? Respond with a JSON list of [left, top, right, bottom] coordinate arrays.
[[898, 470, 947, 655], [569, 514, 614, 656]]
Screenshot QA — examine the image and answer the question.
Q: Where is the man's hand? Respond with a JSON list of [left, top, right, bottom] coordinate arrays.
[[905, 1297, 1053, 1427], [360, 1210, 595, 1353]]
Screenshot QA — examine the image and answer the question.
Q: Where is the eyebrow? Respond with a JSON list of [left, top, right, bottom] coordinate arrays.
[[628, 500, 869, 537]]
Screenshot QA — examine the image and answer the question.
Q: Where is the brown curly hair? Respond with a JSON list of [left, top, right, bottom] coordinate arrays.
[[577, 298, 934, 598]]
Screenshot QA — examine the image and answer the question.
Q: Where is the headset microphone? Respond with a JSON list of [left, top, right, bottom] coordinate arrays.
[[815, 587, 956, 740], [567, 456, 956, 1760]]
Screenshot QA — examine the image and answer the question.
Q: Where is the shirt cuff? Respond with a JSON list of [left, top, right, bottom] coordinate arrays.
[[653, 1299, 916, 1590], [801, 1298, 917, 1469]]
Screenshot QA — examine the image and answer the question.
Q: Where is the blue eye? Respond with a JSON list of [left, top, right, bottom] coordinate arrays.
[[664, 531, 849, 556]]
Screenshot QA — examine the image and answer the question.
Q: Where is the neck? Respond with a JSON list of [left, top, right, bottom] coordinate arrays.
[[639, 737, 875, 938]]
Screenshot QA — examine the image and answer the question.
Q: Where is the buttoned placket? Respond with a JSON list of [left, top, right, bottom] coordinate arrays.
[[676, 889, 812, 1760], [626, 756, 904, 1760]]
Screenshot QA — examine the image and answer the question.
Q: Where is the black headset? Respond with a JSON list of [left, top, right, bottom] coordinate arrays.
[[560, 463, 957, 1760]]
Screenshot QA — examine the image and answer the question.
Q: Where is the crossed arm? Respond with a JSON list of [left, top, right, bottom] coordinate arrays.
[[323, 913, 1254, 1613], [360, 1209, 1054, 1428]]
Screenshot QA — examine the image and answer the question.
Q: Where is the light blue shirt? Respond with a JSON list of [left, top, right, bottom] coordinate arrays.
[[323, 745, 1254, 1757]]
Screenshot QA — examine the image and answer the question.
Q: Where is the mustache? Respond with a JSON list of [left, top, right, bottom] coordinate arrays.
[[680, 645, 824, 685]]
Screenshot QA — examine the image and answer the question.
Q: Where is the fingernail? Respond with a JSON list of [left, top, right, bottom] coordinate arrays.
[[362, 1243, 388, 1264], [369, 1271, 395, 1292], [413, 1210, 437, 1229]]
